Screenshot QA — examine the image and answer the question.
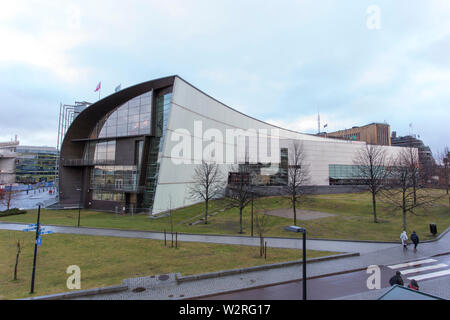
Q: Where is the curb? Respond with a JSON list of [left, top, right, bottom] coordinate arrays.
[[20, 284, 128, 300], [186, 266, 370, 300], [176, 252, 360, 283]]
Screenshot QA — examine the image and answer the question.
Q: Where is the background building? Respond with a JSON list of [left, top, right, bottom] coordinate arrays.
[[15, 146, 58, 184], [391, 132, 435, 181], [320, 123, 391, 146], [0, 139, 19, 185], [59, 76, 410, 214]]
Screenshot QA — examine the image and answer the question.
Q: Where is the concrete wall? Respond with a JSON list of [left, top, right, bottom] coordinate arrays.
[[245, 185, 368, 197], [0, 157, 16, 185]]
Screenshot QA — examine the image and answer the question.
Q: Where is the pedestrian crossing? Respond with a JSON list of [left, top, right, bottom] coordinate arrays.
[[387, 258, 450, 282]]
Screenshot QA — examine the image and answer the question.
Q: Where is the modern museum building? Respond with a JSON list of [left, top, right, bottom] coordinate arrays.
[[59, 75, 409, 214]]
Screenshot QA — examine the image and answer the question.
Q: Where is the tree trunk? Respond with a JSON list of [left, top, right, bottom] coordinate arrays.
[[7, 192, 11, 210], [293, 194, 297, 226], [402, 191, 407, 231], [371, 192, 378, 223], [239, 207, 243, 234], [403, 208, 407, 232], [260, 236, 264, 257], [205, 199, 208, 225]]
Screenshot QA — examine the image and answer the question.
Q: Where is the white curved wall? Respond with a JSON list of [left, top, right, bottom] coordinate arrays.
[[152, 77, 410, 214]]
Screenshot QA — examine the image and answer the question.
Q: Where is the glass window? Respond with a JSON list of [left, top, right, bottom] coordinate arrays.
[[129, 106, 140, 116], [93, 90, 154, 139]]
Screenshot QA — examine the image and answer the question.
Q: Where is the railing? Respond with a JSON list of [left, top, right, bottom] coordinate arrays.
[[62, 159, 116, 166], [90, 184, 146, 193]]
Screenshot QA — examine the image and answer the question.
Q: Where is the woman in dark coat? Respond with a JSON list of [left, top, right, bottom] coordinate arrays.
[[410, 231, 419, 250]]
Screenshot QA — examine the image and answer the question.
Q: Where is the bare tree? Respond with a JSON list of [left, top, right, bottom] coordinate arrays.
[[226, 164, 253, 234], [188, 161, 225, 224], [0, 185, 17, 211], [353, 144, 389, 223], [381, 147, 441, 231], [286, 141, 310, 226], [437, 146, 449, 195], [255, 210, 270, 258]]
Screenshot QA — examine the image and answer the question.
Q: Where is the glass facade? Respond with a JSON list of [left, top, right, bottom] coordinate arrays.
[[91, 91, 152, 139], [142, 92, 173, 208], [81, 90, 173, 208], [92, 191, 124, 202], [157, 93, 173, 152], [329, 164, 362, 185], [16, 147, 58, 183], [228, 148, 289, 186], [83, 140, 116, 164], [90, 165, 138, 192], [329, 164, 361, 180]]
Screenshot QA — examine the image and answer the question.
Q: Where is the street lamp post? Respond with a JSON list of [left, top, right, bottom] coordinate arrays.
[[76, 187, 82, 227], [251, 191, 254, 237], [285, 225, 307, 300]]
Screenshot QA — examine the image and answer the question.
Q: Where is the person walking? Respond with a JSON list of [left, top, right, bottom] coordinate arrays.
[[389, 271, 404, 286], [410, 231, 419, 251], [408, 279, 419, 291], [400, 231, 408, 249]]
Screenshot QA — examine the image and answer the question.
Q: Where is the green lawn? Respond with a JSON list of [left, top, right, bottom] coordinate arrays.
[[0, 230, 334, 300], [1, 191, 449, 242]]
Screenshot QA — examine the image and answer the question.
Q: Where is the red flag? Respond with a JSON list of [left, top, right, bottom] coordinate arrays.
[[94, 81, 101, 92]]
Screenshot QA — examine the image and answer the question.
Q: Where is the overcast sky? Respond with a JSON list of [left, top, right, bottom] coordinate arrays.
[[0, 1, 449, 156]]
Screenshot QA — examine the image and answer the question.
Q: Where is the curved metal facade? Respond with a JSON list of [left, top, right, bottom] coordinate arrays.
[[59, 75, 410, 214], [59, 76, 175, 212]]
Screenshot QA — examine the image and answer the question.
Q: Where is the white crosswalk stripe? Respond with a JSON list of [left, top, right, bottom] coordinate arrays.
[[400, 263, 448, 275], [407, 269, 450, 281], [387, 259, 450, 283], [388, 259, 437, 269]]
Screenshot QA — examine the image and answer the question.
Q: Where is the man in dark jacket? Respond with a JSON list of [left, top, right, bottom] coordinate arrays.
[[411, 231, 419, 250], [389, 271, 404, 286]]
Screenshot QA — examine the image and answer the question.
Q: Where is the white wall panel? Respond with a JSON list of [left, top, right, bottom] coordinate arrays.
[[151, 77, 412, 214]]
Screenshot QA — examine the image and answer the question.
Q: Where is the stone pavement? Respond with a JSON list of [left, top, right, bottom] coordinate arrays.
[[0, 188, 58, 211]]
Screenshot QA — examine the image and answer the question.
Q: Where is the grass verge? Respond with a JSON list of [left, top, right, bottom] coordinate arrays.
[[1, 191, 449, 242], [0, 230, 335, 300]]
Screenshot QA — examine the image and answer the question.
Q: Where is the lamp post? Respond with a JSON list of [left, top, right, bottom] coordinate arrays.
[[285, 225, 307, 300], [76, 187, 82, 227], [251, 191, 254, 237]]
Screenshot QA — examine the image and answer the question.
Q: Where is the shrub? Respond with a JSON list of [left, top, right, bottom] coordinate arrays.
[[0, 208, 27, 217]]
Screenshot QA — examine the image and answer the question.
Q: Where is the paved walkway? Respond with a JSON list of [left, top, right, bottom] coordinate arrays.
[[0, 189, 58, 211], [0, 222, 399, 253]]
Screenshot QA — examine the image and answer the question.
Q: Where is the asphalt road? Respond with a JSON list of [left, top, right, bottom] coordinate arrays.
[[199, 254, 450, 300]]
